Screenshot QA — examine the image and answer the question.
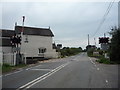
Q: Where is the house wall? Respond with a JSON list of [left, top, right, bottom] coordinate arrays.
[[2, 47, 12, 53], [21, 35, 58, 58]]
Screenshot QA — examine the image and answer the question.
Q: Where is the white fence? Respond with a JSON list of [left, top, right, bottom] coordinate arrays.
[[1, 51, 59, 65], [2, 52, 16, 66], [0, 52, 2, 65]]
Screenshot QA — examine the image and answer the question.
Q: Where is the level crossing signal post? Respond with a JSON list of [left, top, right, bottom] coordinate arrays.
[[10, 34, 22, 65]]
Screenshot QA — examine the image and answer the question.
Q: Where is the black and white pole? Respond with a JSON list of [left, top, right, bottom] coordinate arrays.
[[22, 16, 27, 64], [21, 16, 25, 36]]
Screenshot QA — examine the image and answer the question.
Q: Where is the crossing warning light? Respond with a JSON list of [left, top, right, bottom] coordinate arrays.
[[99, 37, 109, 44]]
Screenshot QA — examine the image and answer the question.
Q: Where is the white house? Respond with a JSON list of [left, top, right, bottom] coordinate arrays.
[[0, 26, 59, 65], [15, 26, 58, 59]]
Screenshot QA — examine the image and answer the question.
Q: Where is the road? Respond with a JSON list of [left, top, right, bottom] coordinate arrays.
[[2, 52, 119, 89]]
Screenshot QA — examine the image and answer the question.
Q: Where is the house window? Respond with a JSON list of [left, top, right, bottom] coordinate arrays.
[[38, 48, 46, 54]]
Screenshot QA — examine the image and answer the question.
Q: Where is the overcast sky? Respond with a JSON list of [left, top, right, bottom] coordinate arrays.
[[1, 0, 118, 49]]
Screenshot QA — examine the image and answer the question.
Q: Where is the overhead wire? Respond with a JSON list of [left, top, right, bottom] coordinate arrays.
[[55, 1, 115, 48], [90, 0, 115, 38]]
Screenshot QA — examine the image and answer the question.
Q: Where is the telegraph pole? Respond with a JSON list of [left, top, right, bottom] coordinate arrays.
[[118, 1, 120, 28], [94, 38, 96, 47], [104, 33, 106, 37], [88, 34, 90, 45]]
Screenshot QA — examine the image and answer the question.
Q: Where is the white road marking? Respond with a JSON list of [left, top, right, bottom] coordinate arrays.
[[89, 57, 101, 72], [3, 64, 42, 77], [89, 57, 91, 60], [97, 68, 100, 70], [17, 62, 70, 89], [106, 80, 108, 83], [26, 65, 42, 70], [26, 62, 70, 88], [72, 59, 79, 61], [89, 57, 96, 65], [0, 75, 2, 78], [28, 69, 52, 71], [4, 69, 23, 77]]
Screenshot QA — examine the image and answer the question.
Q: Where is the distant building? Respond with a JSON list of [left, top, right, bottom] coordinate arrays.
[[86, 45, 96, 51]]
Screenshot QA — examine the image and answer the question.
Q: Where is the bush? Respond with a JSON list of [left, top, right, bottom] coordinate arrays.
[[109, 27, 120, 64], [87, 48, 94, 57], [60, 47, 82, 57]]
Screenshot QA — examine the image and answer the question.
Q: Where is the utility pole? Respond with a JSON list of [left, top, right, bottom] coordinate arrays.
[[88, 34, 90, 45], [118, 1, 120, 28], [94, 38, 96, 47], [104, 33, 106, 37]]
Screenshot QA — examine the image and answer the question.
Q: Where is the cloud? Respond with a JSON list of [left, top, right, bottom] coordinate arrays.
[[1, 2, 118, 49]]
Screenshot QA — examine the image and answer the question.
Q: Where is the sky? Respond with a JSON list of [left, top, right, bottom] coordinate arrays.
[[0, 0, 118, 49]]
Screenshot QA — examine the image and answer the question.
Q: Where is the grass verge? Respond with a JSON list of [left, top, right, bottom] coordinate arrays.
[[87, 52, 117, 64], [2, 63, 27, 73], [96, 57, 111, 64], [95, 56, 117, 64]]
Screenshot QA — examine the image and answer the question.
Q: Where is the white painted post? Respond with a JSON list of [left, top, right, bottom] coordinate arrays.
[[13, 52, 16, 66]]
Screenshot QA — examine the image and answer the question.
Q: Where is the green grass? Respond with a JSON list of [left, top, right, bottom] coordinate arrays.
[[2, 63, 13, 73], [96, 56, 118, 64], [2, 63, 27, 73], [96, 57, 111, 64], [87, 51, 119, 64]]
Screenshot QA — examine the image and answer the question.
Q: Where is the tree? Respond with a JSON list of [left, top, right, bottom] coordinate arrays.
[[109, 27, 120, 63], [60, 47, 82, 57]]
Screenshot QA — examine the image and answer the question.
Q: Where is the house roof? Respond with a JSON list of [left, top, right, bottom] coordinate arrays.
[[0, 29, 15, 37], [0, 29, 15, 47], [0, 38, 12, 47], [15, 26, 54, 37]]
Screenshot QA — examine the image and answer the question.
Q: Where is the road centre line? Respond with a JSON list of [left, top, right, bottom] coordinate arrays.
[[17, 62, 70, 90], [26, 62, 70, 88]]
